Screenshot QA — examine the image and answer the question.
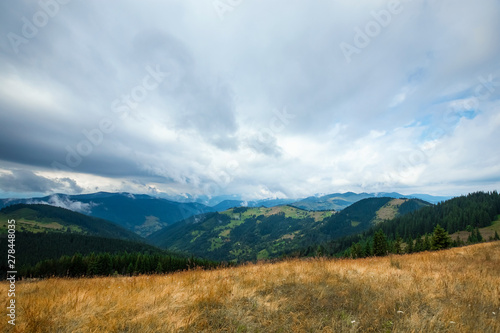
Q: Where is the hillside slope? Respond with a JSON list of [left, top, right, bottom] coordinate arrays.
[[0, 192, 212, 237], [148, 206, 335, 262], [149, 199, 428, 262], [307, 191, 500, 258], [320, 197, 430, 238], [1, 232, 164, 268], [0, 204, 143, 241]]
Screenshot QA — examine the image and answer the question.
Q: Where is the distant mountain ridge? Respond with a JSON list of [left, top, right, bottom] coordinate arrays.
[[0, 191, 451, 237], [291, 192, 451, 211]]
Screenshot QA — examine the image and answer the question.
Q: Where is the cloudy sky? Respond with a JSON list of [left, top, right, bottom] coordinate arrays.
[[0, 0, 499, 200]]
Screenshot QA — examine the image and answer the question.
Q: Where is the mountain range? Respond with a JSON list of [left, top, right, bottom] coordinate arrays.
[[0, 191, 451, 237], [2, 190, 499, 269], [291, 192, 450, 211]]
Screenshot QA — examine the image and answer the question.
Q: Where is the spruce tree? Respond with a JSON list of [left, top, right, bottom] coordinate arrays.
[[431, 224, 452, 250], [363, 241, 373, 257], [127, 262, 135, 276], [394, 235, 403, 254], [423, 234, 431, 251], [155, 261, 163, 274], [373, 230, 388, 256], [494, 230, 500, 241], [414, 236, 424, 252], [405, 237, 414, 254], [467, 230, 478, 244], [86, 253, 100, 276], [476, 228, 483, 242]]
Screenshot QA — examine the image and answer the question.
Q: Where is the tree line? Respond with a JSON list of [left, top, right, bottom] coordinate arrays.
[[17, 251, 220, 278]]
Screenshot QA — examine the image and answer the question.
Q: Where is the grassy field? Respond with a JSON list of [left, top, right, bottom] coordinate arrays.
[[221, 205, 335, 223], [372, 198, 406, 224], [0, 208, 84, 234], [0, 217, 83, 234], [449, 218, 500, 242], [1, 242, 499, 332]]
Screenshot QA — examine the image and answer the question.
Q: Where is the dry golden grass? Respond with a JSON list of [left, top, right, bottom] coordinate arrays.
[[450, 219, 500, 242], [2, 242, 499, 332]]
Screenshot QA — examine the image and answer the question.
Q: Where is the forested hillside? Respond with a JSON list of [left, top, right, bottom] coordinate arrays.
[[0, 204, 143, 241], [149, 199, 428, 262], [300, 191, 500, 258], [0, 225, 220, 279], [148, 206, 330, 262], [0, 203, 221, 278]]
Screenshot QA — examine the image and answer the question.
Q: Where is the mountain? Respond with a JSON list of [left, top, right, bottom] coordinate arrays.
[[211, 198, 298, 211], [291, 192, 374, 210], [190, 194, 296, 208], [404, 193, 452, 204], [148, 205, 335, 262], [0, 192, 299, 237], [0, 203, 166, 268], [320, 197, 430, 238], [302, 191, 500, 258], [149, 198, 430, 262], [0, 203, 144, 241], [0, 192, 212, 237], [0, 191, 449, 238], [291, 192, 450, 210], [0, 203, 218, 275]]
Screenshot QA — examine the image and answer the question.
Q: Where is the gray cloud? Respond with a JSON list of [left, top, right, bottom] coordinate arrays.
[[0, 0, 499, 199], [0, 170, 82, 194]]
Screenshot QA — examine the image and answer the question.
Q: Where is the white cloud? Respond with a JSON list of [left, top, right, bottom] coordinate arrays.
[[28, 195, 97, 214], [0, 0, 499, 199]]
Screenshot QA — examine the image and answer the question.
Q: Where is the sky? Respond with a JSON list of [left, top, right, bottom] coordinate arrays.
[[0, 0, 499, 201]]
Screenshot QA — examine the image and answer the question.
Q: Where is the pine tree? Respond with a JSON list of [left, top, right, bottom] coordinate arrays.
[[475, 228, 483, 242], [423, 234, 431, 251], [363, 241, 372, 257], [454, 235, 464, 247], [414, 236, 424, 252], [494, 230, 500, 241], [155, 261, 163, 274], [394, 235, 403, 254], [127, 262, 135, 276], [86, 253, 100, 276], [467, 230, 478, 244], [373, 230, 388, 256], [69, 253, 85, 277], [350, 242, 363, 258], [405, 237, 414, 254], [431, 224, 452, 250]]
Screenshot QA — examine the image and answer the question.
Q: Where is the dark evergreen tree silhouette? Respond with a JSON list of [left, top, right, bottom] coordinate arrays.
[[431, 224, 451, 250], [373, 230, 388, 256]]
